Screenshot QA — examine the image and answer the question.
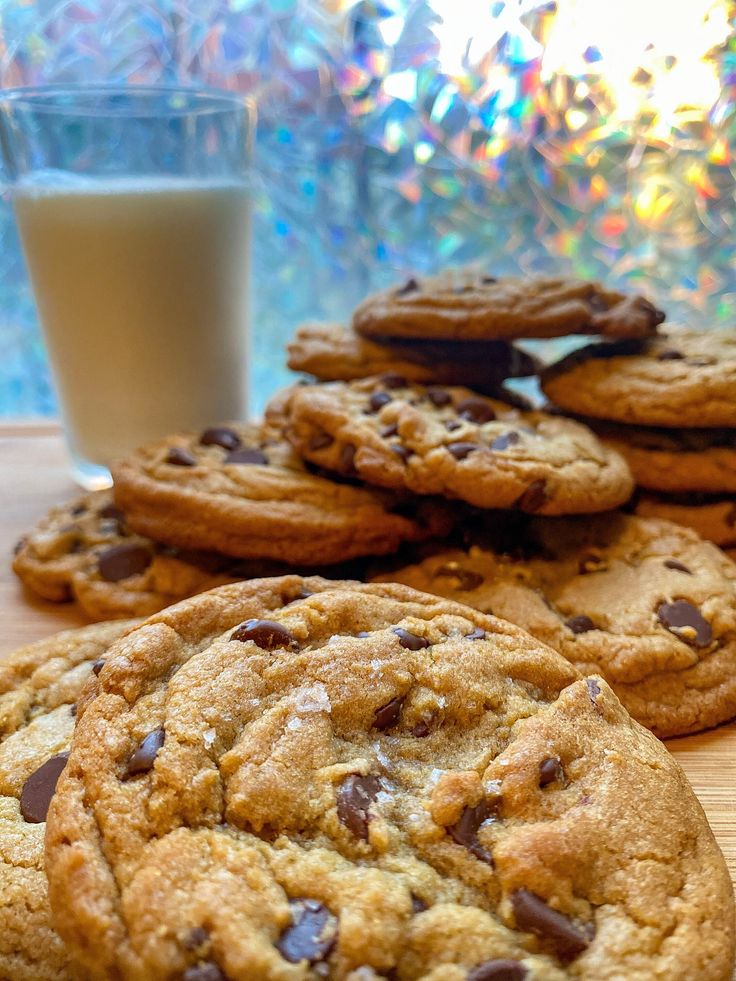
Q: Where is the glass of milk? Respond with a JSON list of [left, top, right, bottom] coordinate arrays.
[[0, 85, 254, 489]]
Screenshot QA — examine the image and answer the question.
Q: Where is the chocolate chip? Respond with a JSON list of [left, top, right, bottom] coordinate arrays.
[[224, 447, 268, 465], [277, 898, 338, 964], [98, 504, 124, 521], [511, 888, 593, 960], [309, 432, 334, 451], [449, 799, 495, 863], [380, 372, 408, 389], [456, 398, 496, 424], [466, 627, 486, 640], [481, 275, 498, 284], [664, 559, 692, 574], [166, 447, 196, 466], [396, 277, 419, 296], [97, 543, 153, 582], [337, 774, 381, 840], [427, 387, 452, 407], [71, 504, 87, 516], [20, 752, 69, 823], [380, 423, 398, 438], [514, 480, 548, 513], [467, 961, 527, 981], [447, 441, 479, 460], [657, 600, 712, 647], [230, 619, 295, 649], [126, 728, 165, 777], [391, 444, 413, 462], [539, 757, 564, 787], [367, 391, 392, 413], [92, 659, 105, 676], [411, 717, 432, 737], [434, 563, 484, 590], [200, 426, 241, 451], [340, 443, 357, 474], [491, 431, 521, 451], [586, 678, 601, 706], [183, 926, 210, 950], [657, 349, 684, 361], [373, 696, 404, 731], [411, 893, 428, 913], [393, 627, 430, 650], [13, 536, 27, 555], [183, 965, 226, 981], [70, 703, 77, 717], [445, 419, 463, 432], [566, 615, 596, 634]]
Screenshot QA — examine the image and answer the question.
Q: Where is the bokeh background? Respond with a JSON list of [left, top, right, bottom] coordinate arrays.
[[0, 0, 734, 415]]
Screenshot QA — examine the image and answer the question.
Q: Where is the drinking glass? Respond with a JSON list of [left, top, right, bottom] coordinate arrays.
[[0, 85, 255, 489]]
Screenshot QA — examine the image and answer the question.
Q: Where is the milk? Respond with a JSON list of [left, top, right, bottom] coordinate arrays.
[[14, 176, 250, 478]]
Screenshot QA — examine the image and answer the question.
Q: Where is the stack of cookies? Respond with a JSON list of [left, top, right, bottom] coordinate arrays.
[[6, 270, 736, 978], [540, 330, 736, 558]]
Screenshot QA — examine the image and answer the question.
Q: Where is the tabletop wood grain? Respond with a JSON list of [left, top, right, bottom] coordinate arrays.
[[1, 423, 735, 900]]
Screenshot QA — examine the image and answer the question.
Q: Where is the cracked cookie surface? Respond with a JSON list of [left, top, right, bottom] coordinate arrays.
[[375, 513, 736, 737], [352, 272, 664, 341], [112, 423, 451, 564], [287, 323, 539, 391], [542, 330, 736, 427], [0, 619, 138, 981], [281, 378, 633, 515], [12, 490, 283, 621], [45, 578, 733, 980]]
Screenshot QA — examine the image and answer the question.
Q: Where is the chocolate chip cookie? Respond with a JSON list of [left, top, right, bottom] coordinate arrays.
[[632, 492, 736, 548], [287, 322, 540, 391], [45, 577, 733, 980], [353, 272, 664, 341], [12, 491, 287, 621], [542, 330, 736, 427], [375, 512, 736, 737], [0, 619, 138, 980], [112, 423, 452, 564], [282, 378, 633, 515], [576, 420, 736, 494]]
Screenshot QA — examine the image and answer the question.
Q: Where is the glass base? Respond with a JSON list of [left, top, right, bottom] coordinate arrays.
[[71, 455, 112, 491]]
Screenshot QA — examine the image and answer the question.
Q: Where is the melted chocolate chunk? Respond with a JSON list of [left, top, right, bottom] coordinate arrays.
[[309, 432, 334, 451], [166, 447, 196, 467], [427, 387, 452, 407], [393, 627, 430, 650], [380, 372, 409, 389], [514, 480, 548, 513], [230, 619, 295, 649], [657, 600, 712, 647], [224, 447, 269, 465], [183, 927, 210, 950], [445, 419, 463, 432], [200, 427, 241, 451], [467, 961, 527, 981], [511, 888, 593, 960], [97, 543, 153, 582], [126, 728, 165, 777], [396, 277, 419, 296], [277, 898, 338, 964], [411, 717, 432, 738], [664, 559, 692, 574], [367, 391, 392, 413], [565, 615, 596, 634], [380, 423, 399, 439], [373, 696, 404, 731], [481, 275, 498, 284], [456, 397, 496, 424], [20, 752, 69, 823], [656, 349, 684, 361], [391, 444, 413, 463], [447, 441, 479, 460], [490, 431, 521, 451], [183, 965, 227, 981], [340, 443, 357, 474], [411, 893, 428, 913], [92, 659, 105, 676], [539, 757, 564, 787], [449, 798, 496, 863], [337, 774, 382, 840]]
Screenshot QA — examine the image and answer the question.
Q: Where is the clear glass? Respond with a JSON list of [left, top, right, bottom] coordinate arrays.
[[0, 85, 255, 489]]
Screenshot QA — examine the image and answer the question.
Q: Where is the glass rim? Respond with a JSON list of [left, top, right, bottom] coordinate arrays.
[[0, 84, 251, 118]]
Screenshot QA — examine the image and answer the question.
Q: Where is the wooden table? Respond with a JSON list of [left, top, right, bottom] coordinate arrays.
[[2, 423, 735, 894]]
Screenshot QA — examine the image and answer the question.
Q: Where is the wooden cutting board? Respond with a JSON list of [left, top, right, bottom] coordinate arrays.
[[2, 423, 735, 896]]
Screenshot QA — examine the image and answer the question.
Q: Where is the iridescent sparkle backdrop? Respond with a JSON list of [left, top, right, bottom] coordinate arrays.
[[0, 0, 734, 413]]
